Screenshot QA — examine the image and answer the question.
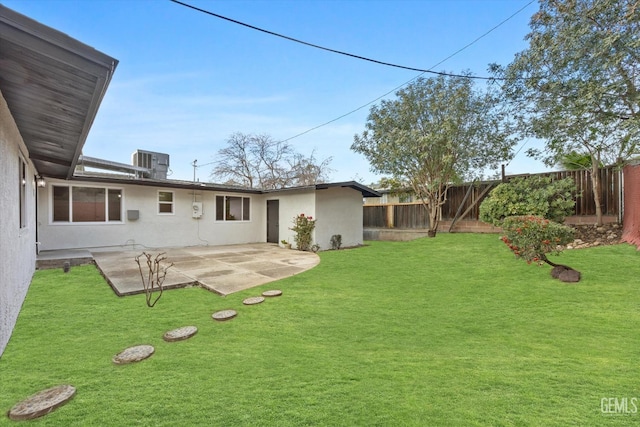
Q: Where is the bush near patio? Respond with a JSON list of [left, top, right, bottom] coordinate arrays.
[[290, 213, 316, 251], [2, 235, 639, 425]]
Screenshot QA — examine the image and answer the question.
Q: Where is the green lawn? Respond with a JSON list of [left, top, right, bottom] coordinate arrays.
[[1, 234, 639, 426]]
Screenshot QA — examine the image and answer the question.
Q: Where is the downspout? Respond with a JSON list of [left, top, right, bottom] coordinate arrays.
[[34, 177, 40, 255]]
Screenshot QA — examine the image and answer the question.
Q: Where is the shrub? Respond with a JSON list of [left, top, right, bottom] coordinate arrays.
[[501, 216, 575, 265], [134, 252, 173, 307], [291, 213, 316, 251], [480, 176, 576, 226], [330, 234, 342, 250]]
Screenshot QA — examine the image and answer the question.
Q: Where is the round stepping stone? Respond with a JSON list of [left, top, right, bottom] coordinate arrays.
[[112, 344, 155, 365], [262, 289, 283, 297], [243, 296, 265, 305], [163, 325, 198, 342], [8, 384, 76, 421], [212, 309, 237, 321]]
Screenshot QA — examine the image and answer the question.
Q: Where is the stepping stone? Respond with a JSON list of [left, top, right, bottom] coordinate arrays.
[[163, 326, 198, 342], [112, 344, 155, 365], [243, 296, 265, 305], [8, 384, 76, 421], [212, 309, 237, 321], [262, 289, 283, 297]]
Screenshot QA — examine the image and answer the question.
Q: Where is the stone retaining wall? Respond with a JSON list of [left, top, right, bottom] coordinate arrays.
[[365, 216, 620, 242]]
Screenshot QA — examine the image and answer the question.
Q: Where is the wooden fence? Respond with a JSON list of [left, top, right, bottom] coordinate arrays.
[[364, 167, 622, 229]]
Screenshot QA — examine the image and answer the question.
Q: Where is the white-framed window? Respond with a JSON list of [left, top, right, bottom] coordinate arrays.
[[52, 185, 123, 223], [215, 195, 250, 221], [19, 157, 27, 229], [158, 191, 174, 214]]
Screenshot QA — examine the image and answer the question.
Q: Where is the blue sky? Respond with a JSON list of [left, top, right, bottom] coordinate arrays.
[[4, 0, 552, 184]]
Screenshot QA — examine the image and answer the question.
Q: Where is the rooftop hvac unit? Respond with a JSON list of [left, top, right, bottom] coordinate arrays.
[[131, 150, 170, 180]]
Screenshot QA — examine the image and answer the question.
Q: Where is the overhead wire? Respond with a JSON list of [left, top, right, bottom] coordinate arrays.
[[277, 1, 536, 142], [171, 0, 536, 150], [170, 0, 535, 81], [505, 138, 532, 168]]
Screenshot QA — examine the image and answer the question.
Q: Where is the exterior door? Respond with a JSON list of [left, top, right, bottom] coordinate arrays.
[[267, 200, 279, 243]]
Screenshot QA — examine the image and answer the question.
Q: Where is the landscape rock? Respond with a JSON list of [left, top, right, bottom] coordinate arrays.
[[550, 265, 581, 282], [559, 269, 581, 283], [551, 265, 571, 279]]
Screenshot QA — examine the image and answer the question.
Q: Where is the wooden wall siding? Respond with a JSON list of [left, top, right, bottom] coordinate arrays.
[[364, 167, 622, 228], [394, 204, 429, 228], [439, 182, 496, 220], [363, 205, 387, 227], [550, 168, 621, 216]]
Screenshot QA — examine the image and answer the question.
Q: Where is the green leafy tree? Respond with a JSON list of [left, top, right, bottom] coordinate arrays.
[[479, 176, 576, 226], [352, 74, 515, 237], [501, 216, 574, 267], [492, 0, 640, 226], [559, 151, 602, 171]]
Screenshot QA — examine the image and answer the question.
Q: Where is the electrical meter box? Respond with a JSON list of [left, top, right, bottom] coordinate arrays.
[[192, 202, 203, 218]]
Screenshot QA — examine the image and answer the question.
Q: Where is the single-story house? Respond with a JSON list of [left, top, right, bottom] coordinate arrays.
[[0, 5, 379, 356], [37, 174, 379, 252]]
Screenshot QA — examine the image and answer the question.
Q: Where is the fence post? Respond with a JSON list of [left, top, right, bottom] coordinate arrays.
[[386, 205, 394, 228]]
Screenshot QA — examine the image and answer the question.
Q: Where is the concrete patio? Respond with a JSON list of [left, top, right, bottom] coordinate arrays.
[[38, 244, 320, 296]]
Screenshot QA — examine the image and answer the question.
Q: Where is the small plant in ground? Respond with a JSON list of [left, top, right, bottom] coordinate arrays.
[[501, 216, 579, 281], [280, 239, 291, 249], [134, 252, 174, 307], [290, 213, 316, 251], [330, 234, 342, 250]]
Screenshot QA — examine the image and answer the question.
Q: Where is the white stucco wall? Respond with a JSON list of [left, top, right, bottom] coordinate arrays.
[[267, 190, 316, 249], [36, 180, 365, 253], [315, 187, 364, 250], [38, 179, 268, 250], [0, 90, 37, 357]]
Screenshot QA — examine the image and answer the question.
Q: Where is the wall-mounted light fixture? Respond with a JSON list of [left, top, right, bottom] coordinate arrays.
[[36, 175, 46, 188]]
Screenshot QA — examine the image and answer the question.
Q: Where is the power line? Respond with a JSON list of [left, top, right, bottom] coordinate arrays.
[[278, 0, 536, 142], [172, 0, 536, 151], [170, 0, 535, 81], [505, 138, 531, 168]]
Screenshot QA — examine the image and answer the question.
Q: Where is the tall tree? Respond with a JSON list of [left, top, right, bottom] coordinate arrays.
[[352, 74, 515, 236], [211, 132, 332, 189], [494, 0, 640, 225], [288, 150, 334, 187], [212, 132, 256, 188]]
